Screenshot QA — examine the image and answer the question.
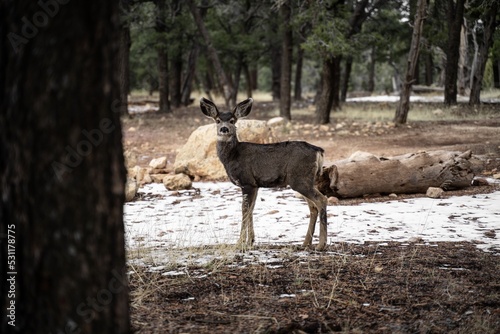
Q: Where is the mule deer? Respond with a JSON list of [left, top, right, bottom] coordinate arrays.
[[200, 97, 328, 251]]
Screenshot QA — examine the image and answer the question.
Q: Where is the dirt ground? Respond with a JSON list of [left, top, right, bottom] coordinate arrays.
[[124, 100, 500, 333]]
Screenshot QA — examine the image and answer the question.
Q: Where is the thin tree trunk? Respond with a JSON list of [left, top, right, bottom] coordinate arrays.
[[271, 44, 281, 101], [0, 2, 129, 334], [444, 0, 465, 105], [294, 44, 304, 101], [331, 56, 342, 111], [186, 0, 233, 106], [279, 1, 293, 120], [394, 0, 427, 125], [170, 53, 182, 108], [181, 43, 199, 106], [231, 55, 244, 106], [424, 51, 433, 86], [156, 0, 171, 113], [118, 0, 131, 116], [469, 2, 498, 105], [243, 62, 253, 98], [457, 21, 468, 95], [341, 56, 353, 102], [367, 46, 376, 93]]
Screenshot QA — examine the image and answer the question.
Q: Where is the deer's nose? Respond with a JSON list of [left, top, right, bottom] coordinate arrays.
[[220, 126, 229, 134]]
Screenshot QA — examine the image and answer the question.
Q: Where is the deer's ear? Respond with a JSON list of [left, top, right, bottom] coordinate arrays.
[[233, 98, 253, 119], [200, 97, 219, 119]]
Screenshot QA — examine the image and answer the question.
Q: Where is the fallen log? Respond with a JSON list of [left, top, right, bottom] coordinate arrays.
[[317, 150, 478, 198]]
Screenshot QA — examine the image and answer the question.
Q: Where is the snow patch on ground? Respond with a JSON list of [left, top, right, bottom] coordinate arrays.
[[124, 182, 500, 263]]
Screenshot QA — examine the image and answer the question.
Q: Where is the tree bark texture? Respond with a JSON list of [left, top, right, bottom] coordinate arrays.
[[317, 151, 477, 198], [186, 0, 234, 106], [279, 1, 293, 120], [469, 2, 498, 105], [118, 0, 131, 116], [0, 2, 129, 334], [444, 0, 465, 105], [155, 0, 171, 113], [394, 0, 427, 125], [181, 43, 199, 106], [294, 43, 304, 101], [316, 56, 341, 124]]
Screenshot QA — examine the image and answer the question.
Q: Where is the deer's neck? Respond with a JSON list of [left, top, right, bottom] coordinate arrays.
[[216, 135, 239, 166]]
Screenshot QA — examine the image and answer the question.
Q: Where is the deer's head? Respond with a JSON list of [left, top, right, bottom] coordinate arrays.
[[200, 98, 253, 141]]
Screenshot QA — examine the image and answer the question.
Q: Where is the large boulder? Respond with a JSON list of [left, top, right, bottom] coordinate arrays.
[[173, 120, 276, 180]]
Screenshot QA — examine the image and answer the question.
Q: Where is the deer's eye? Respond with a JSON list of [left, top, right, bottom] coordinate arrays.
[[229, 119, 235, 124], [216, 119, 221, 124]]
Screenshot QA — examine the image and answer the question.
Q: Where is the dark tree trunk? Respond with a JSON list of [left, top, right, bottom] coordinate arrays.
[[469, 2, 498, 105], [243, 62, 253, 98], [367, 46, 376, 93], [331, 56, 342, 111], [156, 0, 171, 113], [186, 0, 233, 106], [271, 44, 281, 101], [0, 2, 129, 334], [181, 43, 199, 106], [444, 0, 465, 105], [424, 50, 434, 86], [279, 1, 293, 120], [170, 53, 183, 108], [294, 44, 304, 101], [316, 56, 341, 124], [394, 0, 427, 125], [493, 58, 500, 89], [118, 0, 131, 116], [231, 55, 244, 106], [341, 56, 353, 102]]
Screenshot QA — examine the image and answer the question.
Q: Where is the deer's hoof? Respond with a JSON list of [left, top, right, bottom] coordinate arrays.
[[315, 243, 326, 252]]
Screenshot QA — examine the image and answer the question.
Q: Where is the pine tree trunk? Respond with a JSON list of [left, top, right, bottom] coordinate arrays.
[[316, 57, 335, 124], [118, 0, 131, 116], [294, 43, 304, 101], [156, 0, 171, 113], [0, 2, 129, 334], [186, 0, 233, 106], [367, 46, 376, 93], [469, 2, 498, 105], [341, 56, 353, 102], [444, 0, 465, 105], [271, 44, 281, 101], [457, 21, 469, 95], [279, 1, 293, 120], [170, 53, 183, 108], [181, 43, 199, 106], [394, 0, 427, 125]]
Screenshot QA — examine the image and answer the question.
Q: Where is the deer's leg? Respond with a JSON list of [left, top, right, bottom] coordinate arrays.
[[294, 185, 328, 251], [238, 186, 258, 249], [303, 199, 318, 248], [315, 188, 328, 251]]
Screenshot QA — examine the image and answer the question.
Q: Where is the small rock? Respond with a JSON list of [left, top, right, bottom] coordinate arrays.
[[426, 187, 444, 198], [319, 124, 330, 132], [493, 173, 500, 179], [327, 196, 339, 206], [432, 108, 444, 116], [388, 193, 398, 198], [149, 156, 168, 169], [163, 173, 192, 190], [125, 178, 138, 202]]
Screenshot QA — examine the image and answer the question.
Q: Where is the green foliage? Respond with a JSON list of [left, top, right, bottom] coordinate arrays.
[[296, 1, 351, 58]]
